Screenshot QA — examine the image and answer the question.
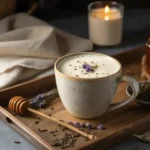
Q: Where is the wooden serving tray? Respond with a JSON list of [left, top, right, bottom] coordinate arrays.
[[0, 46, 150, 150]]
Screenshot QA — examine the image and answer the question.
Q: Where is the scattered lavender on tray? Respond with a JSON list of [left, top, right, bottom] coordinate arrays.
[[68, 121, 105, 130]]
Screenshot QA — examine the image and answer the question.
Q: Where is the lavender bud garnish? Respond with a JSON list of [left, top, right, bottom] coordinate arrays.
[[86, 66, 94, 72], [82, 63, 94, 72], [83, 64, 87, 69]]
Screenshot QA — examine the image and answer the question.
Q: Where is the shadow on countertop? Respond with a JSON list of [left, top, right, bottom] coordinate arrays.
[[107, 138, 150, 150]]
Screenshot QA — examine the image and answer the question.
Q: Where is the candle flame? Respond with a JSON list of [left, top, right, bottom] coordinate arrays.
[[105, 16, 109, 21], [105, 6, 110, 13]]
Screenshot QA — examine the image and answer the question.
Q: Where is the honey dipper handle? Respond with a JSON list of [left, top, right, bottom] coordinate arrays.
[[28, 108, 96, 140]]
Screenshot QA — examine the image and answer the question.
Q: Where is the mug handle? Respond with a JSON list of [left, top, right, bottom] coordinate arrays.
[[107, 76, 139, 112]]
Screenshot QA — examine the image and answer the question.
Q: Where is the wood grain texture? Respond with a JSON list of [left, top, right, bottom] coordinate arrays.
[[0, 46, 150, 150]]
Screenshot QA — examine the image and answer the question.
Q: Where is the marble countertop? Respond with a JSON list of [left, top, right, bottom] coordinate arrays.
[[1, 8, 150, 150]]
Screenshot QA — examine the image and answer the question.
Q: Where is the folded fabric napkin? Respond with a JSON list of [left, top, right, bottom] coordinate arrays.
[[0, 13, 93, 89]]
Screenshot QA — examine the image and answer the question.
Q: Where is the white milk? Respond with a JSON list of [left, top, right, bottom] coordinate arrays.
[[57, 53, 120, 78], [88, 8, 123, 46]]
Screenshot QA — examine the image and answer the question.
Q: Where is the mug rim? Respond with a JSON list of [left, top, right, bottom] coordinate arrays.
[[54, 52, 122, 80]]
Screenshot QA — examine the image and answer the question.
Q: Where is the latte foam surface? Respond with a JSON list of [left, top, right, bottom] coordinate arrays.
[[57, 53, 120, 78]]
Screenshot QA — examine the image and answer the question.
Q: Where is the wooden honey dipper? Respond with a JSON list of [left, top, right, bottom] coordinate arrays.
[[8, 96, 96, 140]]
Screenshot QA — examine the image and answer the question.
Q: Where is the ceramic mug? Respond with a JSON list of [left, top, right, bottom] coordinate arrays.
[[54, 52, 139, 119]]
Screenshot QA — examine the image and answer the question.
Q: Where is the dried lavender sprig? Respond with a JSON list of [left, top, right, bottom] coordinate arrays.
[[29, 88, 59, 108]]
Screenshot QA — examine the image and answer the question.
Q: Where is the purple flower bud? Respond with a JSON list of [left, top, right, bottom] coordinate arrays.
[[37, 94, 48, 100], [83, 63, 94, 72], [83, 64, 87, 69], [39, 102, 47, 108], [85, 122, 91, 127], [36, 94, 42, 99], [80, 123, 85, 128], [97, 124, 103, 129], [86, 67, 91, 72], [31, 97, 40, 103], [73, 122, 80, 127], [68, 121, 73, 125], [30, 97, 42, 108]]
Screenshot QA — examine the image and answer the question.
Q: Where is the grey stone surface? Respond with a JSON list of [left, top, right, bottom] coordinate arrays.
[[1, 9, 150, 149], [0, 120, 36, 150]]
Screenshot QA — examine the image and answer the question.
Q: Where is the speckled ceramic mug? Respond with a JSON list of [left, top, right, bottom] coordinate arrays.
[[54, 52, 139, 119]]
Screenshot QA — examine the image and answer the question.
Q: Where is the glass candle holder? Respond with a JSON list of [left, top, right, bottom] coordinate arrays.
[[88, 1, 124, 46]]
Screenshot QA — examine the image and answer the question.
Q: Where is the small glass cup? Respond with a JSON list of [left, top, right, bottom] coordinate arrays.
[[88, 1, 124, 46]]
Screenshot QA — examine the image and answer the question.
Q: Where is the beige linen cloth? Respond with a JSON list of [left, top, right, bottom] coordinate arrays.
[[0, 13, 93, 89]]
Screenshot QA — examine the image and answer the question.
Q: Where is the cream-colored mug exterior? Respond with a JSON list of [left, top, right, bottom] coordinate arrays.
[[54, 52, 139, 119]]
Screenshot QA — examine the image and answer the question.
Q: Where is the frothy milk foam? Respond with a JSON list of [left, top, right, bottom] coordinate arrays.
[[57, 53, 120, 78]]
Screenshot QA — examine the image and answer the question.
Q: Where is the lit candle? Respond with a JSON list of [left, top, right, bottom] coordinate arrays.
[[88, 2, 124, 46]]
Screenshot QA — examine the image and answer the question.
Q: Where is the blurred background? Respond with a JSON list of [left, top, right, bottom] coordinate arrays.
[[1, 0, 150, 54], [3, 0, 150, 20], [16, 0, 150, 19]]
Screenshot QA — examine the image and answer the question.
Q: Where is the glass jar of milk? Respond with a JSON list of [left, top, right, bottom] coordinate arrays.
[[88, 1, 124, 46]]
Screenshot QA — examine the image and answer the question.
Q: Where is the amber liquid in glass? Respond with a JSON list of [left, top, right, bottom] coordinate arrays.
[[146, 39, 150, 74]]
